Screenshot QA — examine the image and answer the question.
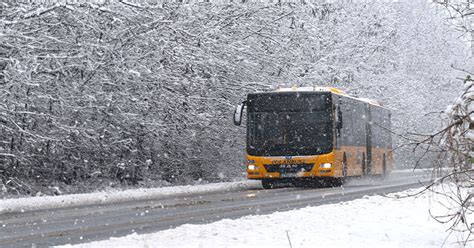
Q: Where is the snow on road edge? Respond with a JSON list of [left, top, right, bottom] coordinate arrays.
[[0, 169, 427, 215], [0, 180, 261, 215]]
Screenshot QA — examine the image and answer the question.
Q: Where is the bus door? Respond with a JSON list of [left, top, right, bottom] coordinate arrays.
[[365, 104, 372, 175]]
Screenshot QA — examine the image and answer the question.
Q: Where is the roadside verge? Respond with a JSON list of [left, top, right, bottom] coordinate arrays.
[[0, 180, 261, 215]]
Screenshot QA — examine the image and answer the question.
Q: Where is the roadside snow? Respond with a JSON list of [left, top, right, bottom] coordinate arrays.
[[0, 180, 260, 215], [59, 184, 472, 248], [0, 169, 425, 214]]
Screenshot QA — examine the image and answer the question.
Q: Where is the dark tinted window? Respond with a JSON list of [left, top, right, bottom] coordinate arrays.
[[247, 92, 332, 113], [246, 92, 333, 156], [371, 106, 392, 148], [338, 96, 367, 147]]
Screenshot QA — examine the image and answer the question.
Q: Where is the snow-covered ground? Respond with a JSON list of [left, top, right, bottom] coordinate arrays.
[[58, 184, 472, 248], [0, 169, 423, 215], [0, 180, 260, 214]]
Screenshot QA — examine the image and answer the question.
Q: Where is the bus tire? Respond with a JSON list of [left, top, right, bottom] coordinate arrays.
[[342, 153, 348, 180], [382, 154, 387, 179], [362, 153, 366, 176], [262, 179, 275, 189], [334, 154, 347, 187]]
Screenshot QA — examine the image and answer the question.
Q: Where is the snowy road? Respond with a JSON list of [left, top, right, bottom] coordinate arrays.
[[1, 170, 430, 247]]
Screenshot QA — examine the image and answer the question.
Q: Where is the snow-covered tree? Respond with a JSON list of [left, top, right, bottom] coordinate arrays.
[[0, 1, 467, 195]]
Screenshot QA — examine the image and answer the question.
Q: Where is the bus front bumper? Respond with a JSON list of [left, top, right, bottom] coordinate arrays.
[[245, 153, 339, 179], [247, 170, 334, 179]]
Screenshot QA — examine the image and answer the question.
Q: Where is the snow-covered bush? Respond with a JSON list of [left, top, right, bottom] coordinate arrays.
[[441, 76, 474, 169], [416, 75, 474, 246], [415, 1, 474, 244]]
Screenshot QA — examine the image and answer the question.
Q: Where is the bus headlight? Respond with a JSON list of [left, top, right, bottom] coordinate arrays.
[[320, 163, 332, 169], [248, 165, 258, 170]]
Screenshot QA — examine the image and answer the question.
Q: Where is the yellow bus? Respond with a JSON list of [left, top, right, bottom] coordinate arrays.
[[233, 86, 393, 189]]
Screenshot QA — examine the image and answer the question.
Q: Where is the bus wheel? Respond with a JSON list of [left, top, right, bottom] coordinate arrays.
[[262, 179, 275, 189], [334, 154, 348, 187], [362, 153, 366, 176], [342, 153, 348, 180], [382, 154, 387, 179]]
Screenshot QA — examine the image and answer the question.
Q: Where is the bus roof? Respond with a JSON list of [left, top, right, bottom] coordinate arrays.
[[273, 86, 383, 107]]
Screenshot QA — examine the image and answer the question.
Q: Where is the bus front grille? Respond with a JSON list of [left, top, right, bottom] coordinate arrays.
[[263, 164, 314, 173]]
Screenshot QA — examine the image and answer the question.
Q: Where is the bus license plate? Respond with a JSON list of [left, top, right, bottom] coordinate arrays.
[[280, 173, 298, 178]]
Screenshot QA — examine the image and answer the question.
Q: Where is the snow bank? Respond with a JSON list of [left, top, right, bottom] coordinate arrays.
[[0, 169, 425, 215], [59, 185, 471, 248], [0, 180, 260, 215]]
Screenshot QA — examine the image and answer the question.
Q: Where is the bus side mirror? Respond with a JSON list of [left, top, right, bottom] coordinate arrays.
[[233, 103, 246, 126]]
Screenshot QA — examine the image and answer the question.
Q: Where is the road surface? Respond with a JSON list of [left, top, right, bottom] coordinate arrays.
[[0, 170, 431, 247]]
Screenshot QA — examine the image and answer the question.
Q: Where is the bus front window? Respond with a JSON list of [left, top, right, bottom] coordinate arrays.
[[247, 110, 333, 156]]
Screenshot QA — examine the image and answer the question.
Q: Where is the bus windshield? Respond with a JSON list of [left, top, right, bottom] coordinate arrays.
[[246, 92, 334, 156]]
